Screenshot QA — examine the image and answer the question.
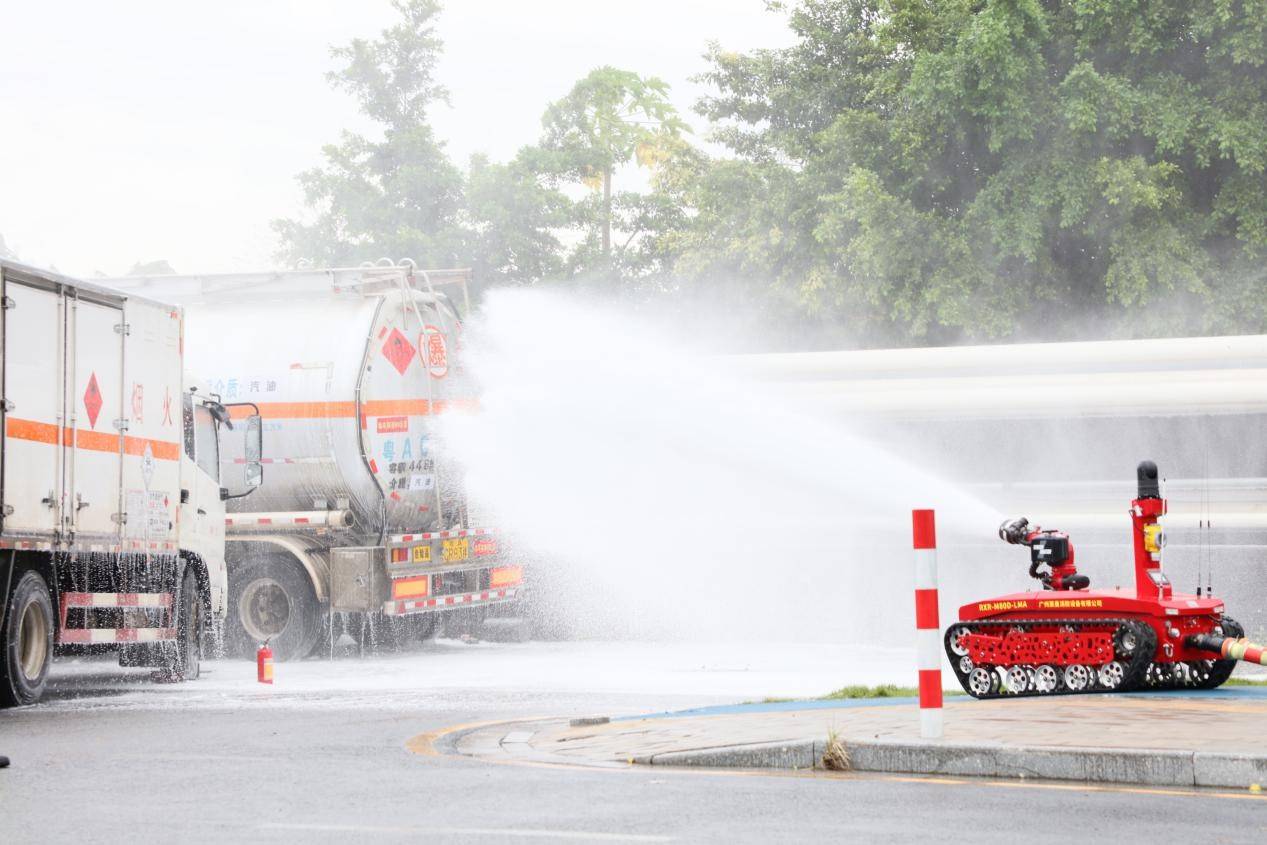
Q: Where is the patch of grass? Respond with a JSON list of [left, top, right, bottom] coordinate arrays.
[[820, 683, 965, 700], [1224, 677, 1267, 686]]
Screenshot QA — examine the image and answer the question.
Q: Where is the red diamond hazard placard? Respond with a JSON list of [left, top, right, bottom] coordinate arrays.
[[83, 373, 103, 429], [381, 328, 416, 376]]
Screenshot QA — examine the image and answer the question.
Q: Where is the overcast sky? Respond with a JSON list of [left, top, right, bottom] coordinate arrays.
[[0, 1, 793, 277]]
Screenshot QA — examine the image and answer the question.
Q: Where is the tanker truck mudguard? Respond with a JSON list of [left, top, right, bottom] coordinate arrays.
[[107, 263, 526, 661], [0, 260, 262, 706], [946, 460, 1259, 698]]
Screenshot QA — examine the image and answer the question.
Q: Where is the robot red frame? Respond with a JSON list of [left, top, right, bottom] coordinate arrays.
[[946, 461, 1243, 698]]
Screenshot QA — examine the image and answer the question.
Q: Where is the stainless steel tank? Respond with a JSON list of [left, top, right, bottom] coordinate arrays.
[[107, 265, 471, 537]]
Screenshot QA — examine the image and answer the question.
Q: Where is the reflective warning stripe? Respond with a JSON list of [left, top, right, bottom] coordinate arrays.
[[489, 565, 523, 589], [58, 627, 176, 644], [62, 592, 173, 608], [58, 591, 176, 644], [391, 576, 430, 599], [0, 538, 54, 550], [912, 508, 942, 739], [4, 417, 180, 461], [383, 587, 518, 616], [388, 527, 493, 544]]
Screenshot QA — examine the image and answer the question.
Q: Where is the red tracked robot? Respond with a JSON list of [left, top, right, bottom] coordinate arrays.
[[946, 460, 1266, 698]]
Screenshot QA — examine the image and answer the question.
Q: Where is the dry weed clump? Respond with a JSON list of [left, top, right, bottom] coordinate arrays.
[[820, 728, 850, 771]]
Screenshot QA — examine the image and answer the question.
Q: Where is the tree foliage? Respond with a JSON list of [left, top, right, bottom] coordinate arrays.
[[681, 0, 1267, 342], [276, 0, 1267, 344], [536, 67, 687, 263], [273, 0, 467, 268]]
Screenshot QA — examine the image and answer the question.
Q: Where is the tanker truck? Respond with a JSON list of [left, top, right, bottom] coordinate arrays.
[[106, 263, 524, 661], [0, 260, 262, 705]]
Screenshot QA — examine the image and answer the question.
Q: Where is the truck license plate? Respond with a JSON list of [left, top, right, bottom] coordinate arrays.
[[412, 545, 431, 563], [442, 538, 469, 562]]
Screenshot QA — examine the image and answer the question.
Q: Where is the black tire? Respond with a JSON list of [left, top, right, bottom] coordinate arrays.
[[168, 566, 203, 681], [226, 556, 321, 662], [1, 570, 55, 707]]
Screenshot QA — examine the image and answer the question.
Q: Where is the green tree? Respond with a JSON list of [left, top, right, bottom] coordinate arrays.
[[537, 67, 688, 269], [273, 0, 467, 268], [683, 0, 1267, 343], [465, 150, 571, 286]]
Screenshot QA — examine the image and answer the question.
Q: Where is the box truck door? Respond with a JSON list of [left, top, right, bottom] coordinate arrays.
[[1, 280, 64, 535], [182, 396, 225, 566], [68, 297, 124, 539]]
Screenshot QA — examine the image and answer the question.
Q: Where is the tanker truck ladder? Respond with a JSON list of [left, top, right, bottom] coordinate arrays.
[[391, 267, 446, 524]]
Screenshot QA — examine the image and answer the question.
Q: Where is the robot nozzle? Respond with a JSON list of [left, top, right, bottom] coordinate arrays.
[[998, 516, 1031, 545]]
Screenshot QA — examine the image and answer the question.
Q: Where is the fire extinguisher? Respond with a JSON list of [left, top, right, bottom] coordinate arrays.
[[257, 640, 274, 685]]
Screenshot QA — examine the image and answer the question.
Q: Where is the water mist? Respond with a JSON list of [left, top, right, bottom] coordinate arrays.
[[439, 289, 1000, 643]]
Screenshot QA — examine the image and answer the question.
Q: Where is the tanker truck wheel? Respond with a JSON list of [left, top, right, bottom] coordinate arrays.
[[1, 570, 54, 707], [227, 557, 321, 662]]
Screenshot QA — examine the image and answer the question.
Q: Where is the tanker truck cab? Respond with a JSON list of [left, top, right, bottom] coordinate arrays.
[[0, 260, 263, 706]]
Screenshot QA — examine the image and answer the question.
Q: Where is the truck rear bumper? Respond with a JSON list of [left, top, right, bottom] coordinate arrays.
[[383, 585, 521, 617]]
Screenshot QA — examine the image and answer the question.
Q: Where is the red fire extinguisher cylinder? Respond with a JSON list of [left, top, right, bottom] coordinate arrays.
[[257, 642, 274, 684]]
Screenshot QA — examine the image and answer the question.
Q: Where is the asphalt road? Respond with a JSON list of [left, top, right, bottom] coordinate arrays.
[[2, 642, 1265, 844]]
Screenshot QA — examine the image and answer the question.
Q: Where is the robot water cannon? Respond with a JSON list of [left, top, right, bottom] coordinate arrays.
[[947, 459, 1249, 698], [997, 516, 1090, 591]]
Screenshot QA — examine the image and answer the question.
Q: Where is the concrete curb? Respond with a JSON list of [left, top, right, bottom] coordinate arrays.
[[641, 738, 1267, 788]]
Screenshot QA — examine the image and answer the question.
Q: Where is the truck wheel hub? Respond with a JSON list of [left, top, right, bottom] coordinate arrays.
[[17, 600, 49, 682], [240, 579, 291, 640]]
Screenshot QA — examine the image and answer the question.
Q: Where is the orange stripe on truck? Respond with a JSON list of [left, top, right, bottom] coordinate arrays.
[[5, 417, 179, 461], [5, 417, 59, 444], [229, 401, 356, 421], [230, 398, 480, 421]]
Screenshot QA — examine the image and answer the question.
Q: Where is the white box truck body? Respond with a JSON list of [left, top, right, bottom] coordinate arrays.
[[0, 260, 261, 705]]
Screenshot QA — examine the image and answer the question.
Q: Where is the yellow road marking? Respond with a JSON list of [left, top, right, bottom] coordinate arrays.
[[406, 717, 545, 757]]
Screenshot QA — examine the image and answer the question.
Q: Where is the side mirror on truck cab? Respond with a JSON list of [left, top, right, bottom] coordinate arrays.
[[220, 405, 264, 499], [244, 413, 263, 490]]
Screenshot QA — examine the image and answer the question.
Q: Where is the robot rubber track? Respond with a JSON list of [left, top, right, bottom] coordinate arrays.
[[944, 617, 1244, 699]]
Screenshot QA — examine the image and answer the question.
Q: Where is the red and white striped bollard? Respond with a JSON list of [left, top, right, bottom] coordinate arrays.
[[912, 509, 943, 738]]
